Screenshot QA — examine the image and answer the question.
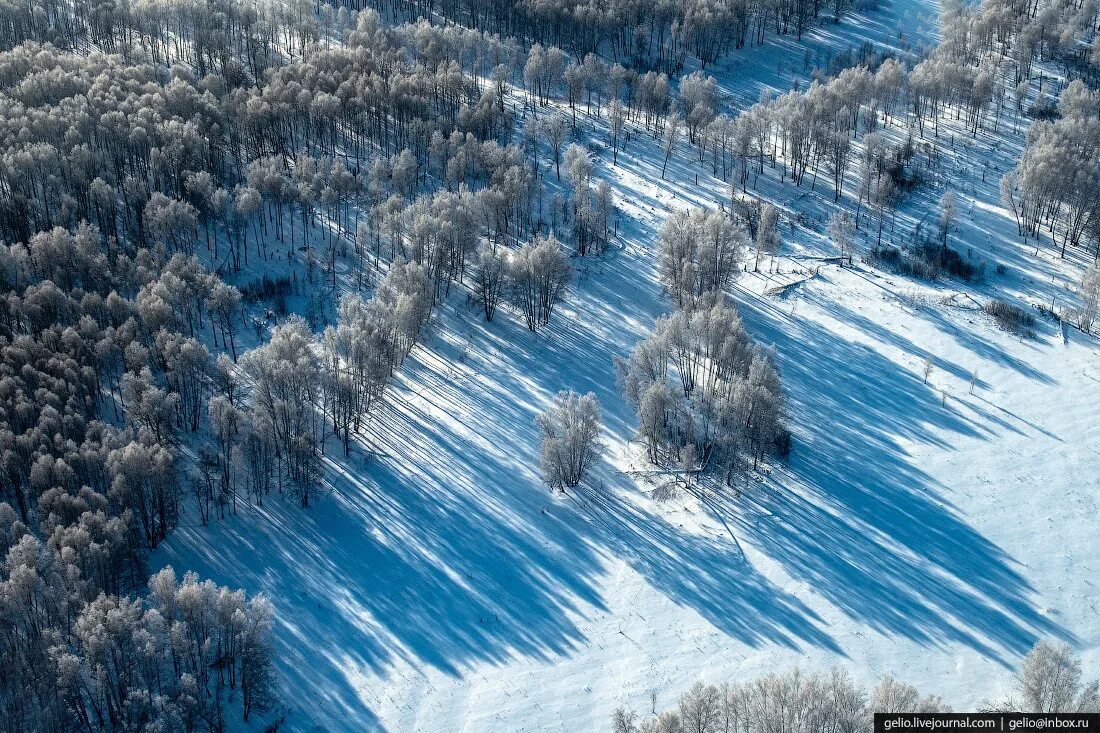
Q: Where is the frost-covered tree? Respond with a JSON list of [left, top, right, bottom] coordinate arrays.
[[156, 330, 211, 433], [1078, 263, 1100, 333], [207, 281, 243, 361], [659, 208, 746, 307], [609, 102, 626, 165], [662, 113, 683, 180], [509, 235, 573, 331], [542, 115, 569, 180], [475, 245, 508, 322], [208, 394, 244, 515], [680, 72, 718, 144], [1012, 86, 1100, 258], [1015, 641, 1100, 713], [623, 669, 870, 733], [144, 193, 200, 255], [828, 211, 856, 265], [616, 299, 787, 482], [679, 681, 722, 733], [107, 440, 179, 549], [123, 368, 181, 444], [240, 317, 321, 505], [755, 203, 779, 272], [537, 391, 602, 490], [872, 676, 950, 713]]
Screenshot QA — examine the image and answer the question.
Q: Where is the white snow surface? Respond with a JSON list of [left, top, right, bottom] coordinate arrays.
[[156, 1, 1100, 730]]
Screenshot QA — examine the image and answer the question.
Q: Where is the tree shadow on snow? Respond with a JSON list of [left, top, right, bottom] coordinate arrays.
[[159, 234, 1070, 731], [729, 288, 1072, 667]]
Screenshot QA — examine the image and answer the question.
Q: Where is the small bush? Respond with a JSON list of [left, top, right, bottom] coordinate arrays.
[[651, 481, 681, 502], [913, 242, 978, 280], [1027, 97, 1060, 120], [870, 242, 978, 281], [868, 244, 902, 267], [985, 298, 1036, 337]]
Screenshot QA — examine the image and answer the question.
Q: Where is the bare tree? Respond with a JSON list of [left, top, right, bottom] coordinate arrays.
[[662, 113, 682, 180], [939, 190, 957, 249]]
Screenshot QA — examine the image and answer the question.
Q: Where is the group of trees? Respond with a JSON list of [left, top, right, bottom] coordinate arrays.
[[612, 640, 1099, 733], [0, 15, 631, 730], [1004, 81, 1100, 259], [659, 0, 1100, 268], [1077, 262, 1100, 333], [321, 260, 434, 460], [0, 217, 276, 729], [2, 0, 1094, 726], [235, 257, 436, 512], [1, 0, 859, 72], [673, 59, 907, 202], [58, 567, 275, 732], [326, 0, 858, 73], [562, 142, 616, 256], [0, 13, 537, 272], [616, 299, 788, 485], [659, 209, 747, 308], [474, 235, 574, 329], [3, 528, 278, 733], [502, 235, 575, 331], [0, 0, 620, 533], [616, 670, 935, 733], [915, 0, 1100, 263], [2, 0, 1097, 276], [642, 204, 788, 483]]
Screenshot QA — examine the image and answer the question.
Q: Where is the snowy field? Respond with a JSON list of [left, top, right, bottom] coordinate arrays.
[[156, 0, 1100, 730]]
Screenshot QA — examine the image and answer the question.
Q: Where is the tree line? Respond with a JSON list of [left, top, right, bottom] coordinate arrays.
[[612, 640, 1099, 733]]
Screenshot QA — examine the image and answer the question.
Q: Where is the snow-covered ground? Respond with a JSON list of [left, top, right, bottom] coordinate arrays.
[[156, 0, 1100, 730]]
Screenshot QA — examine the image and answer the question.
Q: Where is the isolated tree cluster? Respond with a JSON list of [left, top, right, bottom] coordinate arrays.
[[616, 298, 787, 485], [537, 390, 603, 490]]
